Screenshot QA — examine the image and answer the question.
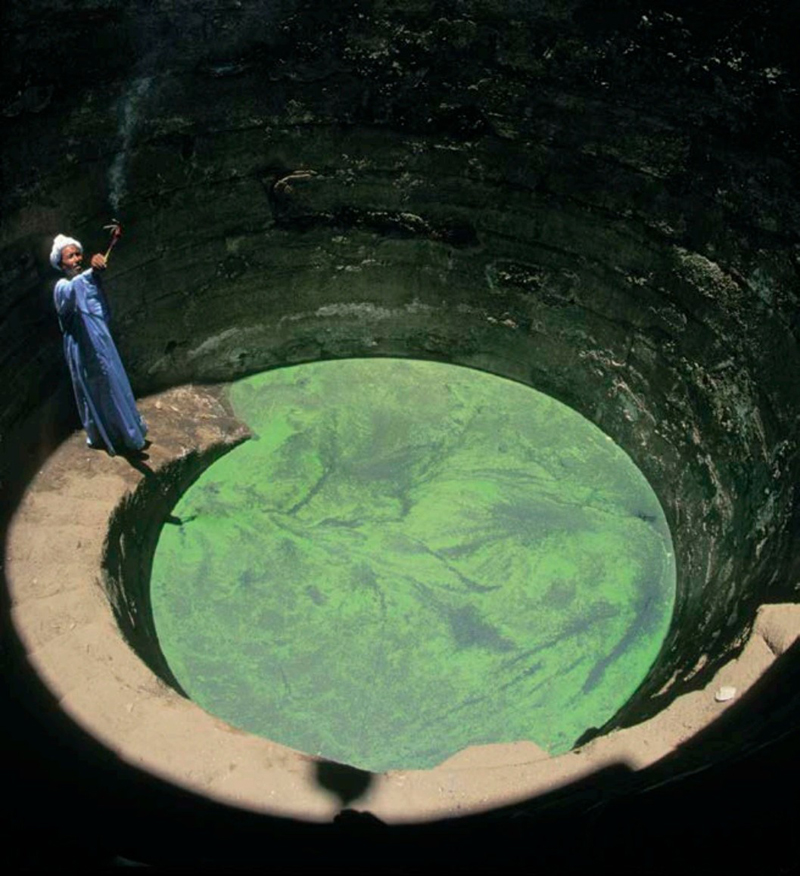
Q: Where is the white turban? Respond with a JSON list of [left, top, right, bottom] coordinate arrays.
[[50, 234, 82, 270]]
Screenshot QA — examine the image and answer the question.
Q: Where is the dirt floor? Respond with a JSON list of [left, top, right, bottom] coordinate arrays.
[[5, 383, 800, 824]]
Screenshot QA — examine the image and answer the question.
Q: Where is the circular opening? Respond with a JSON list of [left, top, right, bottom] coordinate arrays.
[[150, 358, 676, 770]]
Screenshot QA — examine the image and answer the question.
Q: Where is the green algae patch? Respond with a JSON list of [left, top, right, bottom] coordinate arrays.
[[150, 359, 675, 772]]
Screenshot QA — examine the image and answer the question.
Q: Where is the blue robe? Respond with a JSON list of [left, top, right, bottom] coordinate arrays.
[[54, 268, 147, 455]]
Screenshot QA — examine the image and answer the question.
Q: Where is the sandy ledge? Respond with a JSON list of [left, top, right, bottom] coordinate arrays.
[[5, 383, 800, 824]]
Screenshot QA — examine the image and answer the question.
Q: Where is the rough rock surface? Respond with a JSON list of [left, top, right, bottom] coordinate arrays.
[[1, 1, 799, 872], [4, 0, 798, 719]]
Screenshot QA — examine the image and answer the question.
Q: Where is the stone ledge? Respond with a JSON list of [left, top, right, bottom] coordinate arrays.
[[6, 381, 800, 824]]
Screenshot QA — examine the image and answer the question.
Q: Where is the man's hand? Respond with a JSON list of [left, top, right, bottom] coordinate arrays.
[[90, 253, 107, 271]]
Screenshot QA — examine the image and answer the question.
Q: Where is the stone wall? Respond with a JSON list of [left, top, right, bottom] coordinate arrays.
[[1, 0, 799, 765]]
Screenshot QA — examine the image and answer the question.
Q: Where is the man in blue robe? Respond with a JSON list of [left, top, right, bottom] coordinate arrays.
[[51, 233, 148, 456]]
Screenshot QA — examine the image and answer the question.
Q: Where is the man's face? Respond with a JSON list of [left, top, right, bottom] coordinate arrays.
[[60, 244, 83, 276]]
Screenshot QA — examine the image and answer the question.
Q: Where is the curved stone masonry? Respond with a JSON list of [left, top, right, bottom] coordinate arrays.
[[7, 382, 799, 823], [1, 0, 799, 843]]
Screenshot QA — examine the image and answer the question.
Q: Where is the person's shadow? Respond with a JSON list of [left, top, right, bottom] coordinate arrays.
[[314, 760, 373, 807], [314, 760, 386, 830], [122, 448, 153, 476]]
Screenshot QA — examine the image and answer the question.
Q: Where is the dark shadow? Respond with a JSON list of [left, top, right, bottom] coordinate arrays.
[[3, 474, 800, 876], [314, 759, 374, 807], [101, 439, 248, 696], [662, 635, 800, 771], [566, 641, 800, 876], [0, 401, 797, 875], [121, 449, 153, 476], [1, 364, 798, 875], [123, 456, 153, 476], [333, 808, 387, 832]]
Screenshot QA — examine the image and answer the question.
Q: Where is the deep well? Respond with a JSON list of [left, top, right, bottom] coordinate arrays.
[[147, 360, 678, 771], [1, 0, 799, 871]]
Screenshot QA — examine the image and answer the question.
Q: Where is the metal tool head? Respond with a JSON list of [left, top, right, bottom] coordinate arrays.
[[103, 219, 122, 240]]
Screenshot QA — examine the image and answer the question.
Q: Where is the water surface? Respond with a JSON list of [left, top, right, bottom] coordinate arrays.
[[151, 359, 675, 771]]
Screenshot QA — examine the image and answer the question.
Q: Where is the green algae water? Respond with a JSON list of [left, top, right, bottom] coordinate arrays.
[[151, 359, 675, 772]]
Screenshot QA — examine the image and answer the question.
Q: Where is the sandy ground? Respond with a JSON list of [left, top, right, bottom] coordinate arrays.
[[5, 383, 800, 824]]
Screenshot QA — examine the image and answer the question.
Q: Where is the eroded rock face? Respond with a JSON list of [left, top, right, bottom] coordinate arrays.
[[1, 0, 799, 734]]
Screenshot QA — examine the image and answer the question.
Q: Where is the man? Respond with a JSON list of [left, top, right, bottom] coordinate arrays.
[[51, 233, 147, 456]]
